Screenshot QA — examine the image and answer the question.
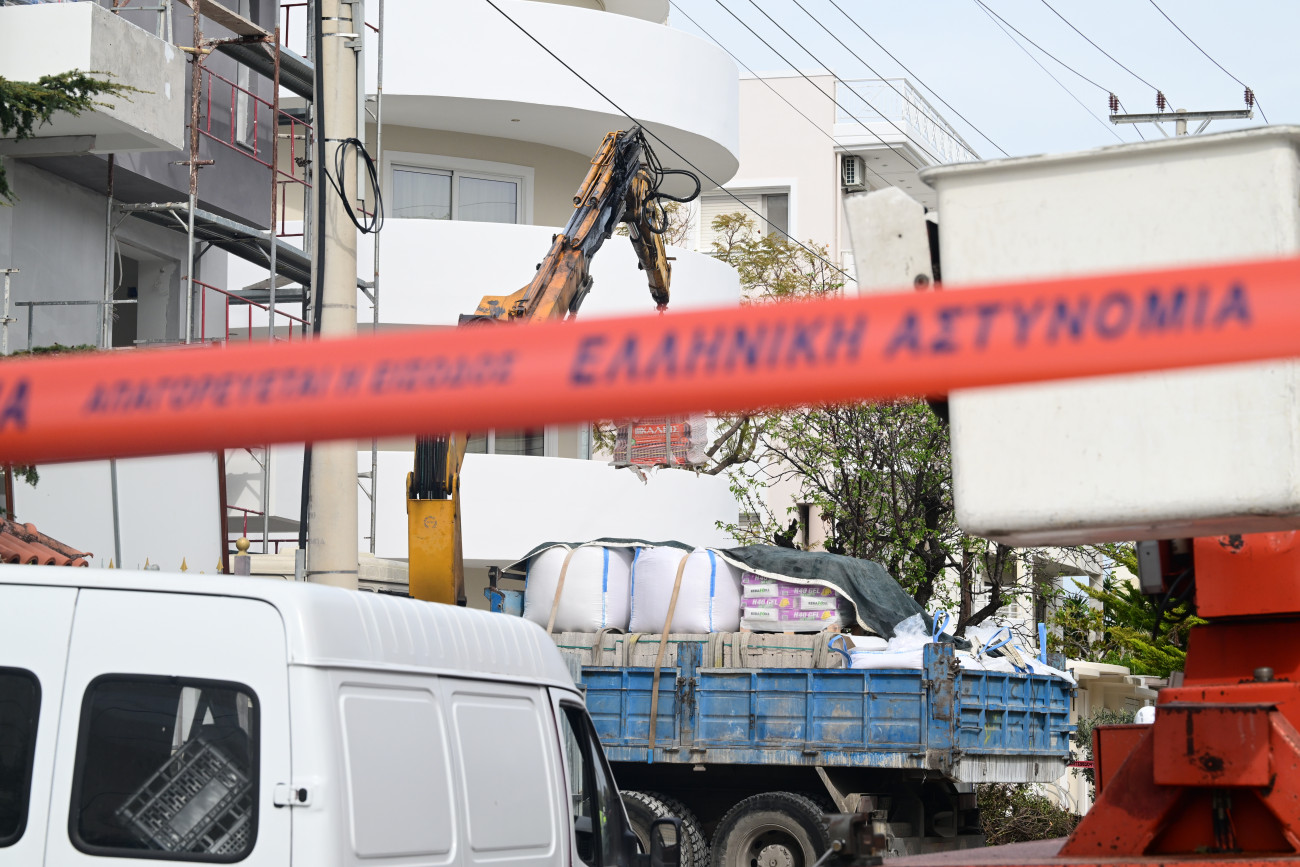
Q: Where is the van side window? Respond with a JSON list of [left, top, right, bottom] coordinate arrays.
[[69, 676, 258, 861], [558, 704, 623, 867], [0, 668, 40, 848]]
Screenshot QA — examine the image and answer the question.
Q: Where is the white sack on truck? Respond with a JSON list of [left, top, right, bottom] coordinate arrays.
[[523, 545, 633, 632], [629, 547, 742, 634]]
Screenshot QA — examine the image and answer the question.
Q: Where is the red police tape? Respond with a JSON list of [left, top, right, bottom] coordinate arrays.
[[1, 255, 1298, 465]]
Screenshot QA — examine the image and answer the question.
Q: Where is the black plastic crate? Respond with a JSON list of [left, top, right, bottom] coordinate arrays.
[[117, 737, 253, 855]]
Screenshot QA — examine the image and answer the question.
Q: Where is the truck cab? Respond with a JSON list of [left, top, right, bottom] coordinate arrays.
[[0, 569, 670, 867]]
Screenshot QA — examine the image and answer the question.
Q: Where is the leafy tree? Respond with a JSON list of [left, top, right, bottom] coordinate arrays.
[[1048, 553, 1199, 678], [703, 213, 1030, 631], [0, 70, 136, 203], [1071, 707, 1137, 801]]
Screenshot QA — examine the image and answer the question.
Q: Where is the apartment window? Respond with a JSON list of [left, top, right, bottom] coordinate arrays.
[[698, 188, 790, 250], [387, 152, 532, 224], [466, 429, 549, 457], [70, 676, 258, 860], [0, 668, 39, 848]]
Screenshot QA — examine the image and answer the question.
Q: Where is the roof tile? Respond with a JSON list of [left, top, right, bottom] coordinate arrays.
[[0, 520, 90, 567]]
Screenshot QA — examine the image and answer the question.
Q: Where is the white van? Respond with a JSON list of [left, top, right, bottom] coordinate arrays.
[[0, 569, 679, 867]]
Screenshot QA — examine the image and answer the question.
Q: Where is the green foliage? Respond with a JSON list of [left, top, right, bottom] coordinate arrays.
[[1071, 707, 1137, 800], [704, 213, 1026, 621], [708, 212, 843, 301], [0, 70, 137, 203], [1048, 546, 1200, 677], [977, 784, 1080, 845]]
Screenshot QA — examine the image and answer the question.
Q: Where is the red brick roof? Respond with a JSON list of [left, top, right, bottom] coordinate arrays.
[[0, 520, 91, 567]]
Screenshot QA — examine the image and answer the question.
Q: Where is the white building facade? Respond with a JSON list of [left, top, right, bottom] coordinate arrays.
[[225, 0, 746, 602], [5, 0, 745, 597]]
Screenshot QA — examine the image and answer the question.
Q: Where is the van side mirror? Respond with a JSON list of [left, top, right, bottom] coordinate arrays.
[[649, 817, 681, 867]]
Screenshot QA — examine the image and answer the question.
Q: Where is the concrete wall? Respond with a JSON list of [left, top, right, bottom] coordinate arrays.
[[14, 454, 223, 573], [0, 2, 186, 152], [0, 160, 227, 350]]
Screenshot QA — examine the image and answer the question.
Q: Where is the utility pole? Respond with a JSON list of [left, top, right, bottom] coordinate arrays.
[[305, 0, 361, 589], [1110, 107, 1254, 137]]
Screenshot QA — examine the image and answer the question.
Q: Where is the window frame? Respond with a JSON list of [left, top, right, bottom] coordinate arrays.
[[384, 151, 534, 225], [555, 700, 630, 867], [67, 674, 261, 863], [466, 427, 559, 458], [696, 181, 796, 250], [0, 667, 41, 849]]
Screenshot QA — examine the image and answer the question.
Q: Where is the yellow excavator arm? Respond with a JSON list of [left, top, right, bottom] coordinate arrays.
[[407, 128, 699, 604]]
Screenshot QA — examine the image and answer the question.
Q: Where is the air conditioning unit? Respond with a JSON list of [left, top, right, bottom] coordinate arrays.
[[841, 154, 867, 191]]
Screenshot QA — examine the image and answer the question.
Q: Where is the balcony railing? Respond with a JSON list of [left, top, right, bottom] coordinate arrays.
[[834, 78, 979, 165]]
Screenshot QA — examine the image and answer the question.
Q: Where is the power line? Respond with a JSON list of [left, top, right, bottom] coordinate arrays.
[[479, 0, 854, 281], [1037, 0, 1168, 103], [668, 0, 897, 191], [971, 0, 1125, 144], [818, 0, 1010, 158], [705, 0, 924, 173], [737, 0, 956, 169], [783, 0, 987, 160], [1145, 0, 1267, 123]]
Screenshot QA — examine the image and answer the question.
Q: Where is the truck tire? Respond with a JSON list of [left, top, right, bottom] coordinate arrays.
[[622, 790, 709, 867], [710, 792, 831, 867]]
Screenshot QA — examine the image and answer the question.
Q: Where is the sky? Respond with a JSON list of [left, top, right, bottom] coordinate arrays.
[[666, 0, 1297, 159]]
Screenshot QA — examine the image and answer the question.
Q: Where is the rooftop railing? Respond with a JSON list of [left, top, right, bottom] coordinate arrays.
[[834, 78, 979, 165]]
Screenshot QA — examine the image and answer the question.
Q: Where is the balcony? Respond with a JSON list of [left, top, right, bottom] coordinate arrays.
[[364, 0, 739, 189], [0, 1, 186, 153]]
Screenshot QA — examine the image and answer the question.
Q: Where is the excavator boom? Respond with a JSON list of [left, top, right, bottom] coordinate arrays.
[[407, 128, 697, 603]]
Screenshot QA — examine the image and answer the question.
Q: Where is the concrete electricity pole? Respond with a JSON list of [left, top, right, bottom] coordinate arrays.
[[306, 0, 361, 589]]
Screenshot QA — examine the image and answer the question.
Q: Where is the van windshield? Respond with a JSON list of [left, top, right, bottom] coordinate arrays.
[[0, 668, 40, 847]]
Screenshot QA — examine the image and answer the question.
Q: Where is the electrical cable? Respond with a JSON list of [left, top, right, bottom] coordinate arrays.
[[668, 0, 897, 191], [1036, 0, 1168, 102], [783, 0, 989, 160], [323, 137, 385, 234], [970, 0, 1128, 143], [481, 0, 854, 281], [729, 0, 941, 170], [818, 0, 1010, 158], [301, 0, 328, 553], [1145, 0, 1267, 123], [704, 0, 928, 178]]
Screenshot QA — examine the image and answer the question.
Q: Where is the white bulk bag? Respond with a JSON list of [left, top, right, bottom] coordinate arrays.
[[629, 547, 742, 634], [522, 545, 633, 632]]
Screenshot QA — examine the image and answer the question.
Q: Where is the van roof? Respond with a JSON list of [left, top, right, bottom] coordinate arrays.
[[0, 567, 576, 689]]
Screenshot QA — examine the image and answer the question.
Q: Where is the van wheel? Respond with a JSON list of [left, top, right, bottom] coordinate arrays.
[[710, 792, 830, 867], [622, 790, 709, 867]]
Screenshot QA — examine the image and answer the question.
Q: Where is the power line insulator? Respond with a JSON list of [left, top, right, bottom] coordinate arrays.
[[1245, 88, 1256, 109], [1156, 91, 1167, 112], [1108, 93, 1119, 114]]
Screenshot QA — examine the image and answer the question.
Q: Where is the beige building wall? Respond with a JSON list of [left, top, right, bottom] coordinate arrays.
[[276, 125, 592, 228], [726, 74, 841, 253]]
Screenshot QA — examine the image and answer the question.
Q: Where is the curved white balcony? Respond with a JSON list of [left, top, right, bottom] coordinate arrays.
[[365, 0, 739, 188], [355, 220, 740, 326]]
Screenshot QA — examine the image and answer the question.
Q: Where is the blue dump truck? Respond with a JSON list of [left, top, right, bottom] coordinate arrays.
[[488, 544, 1075, 866]]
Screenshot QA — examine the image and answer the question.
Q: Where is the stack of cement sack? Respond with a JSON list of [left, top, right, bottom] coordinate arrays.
[[738, 571, 856, 632]]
